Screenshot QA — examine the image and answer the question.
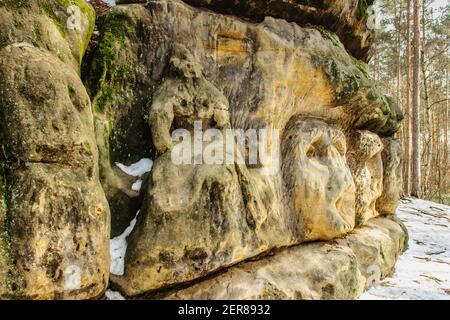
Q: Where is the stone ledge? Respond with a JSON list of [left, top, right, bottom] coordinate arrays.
[[160, 215, 407, 300]]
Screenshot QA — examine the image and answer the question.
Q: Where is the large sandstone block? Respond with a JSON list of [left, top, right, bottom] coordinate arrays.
[[0, 44, 96, 164], [0, 163, 109, 299], [163, 216, 407, 300], [0, 0, 407, 300], [85, 0, 402, 240], [0, 0, 95, 70], [0, 1, 109, 299], [83, 0, 405, 296], [282, 117, 356, 241], [183, 0, 376, 62], [347, 130, 384, 226]]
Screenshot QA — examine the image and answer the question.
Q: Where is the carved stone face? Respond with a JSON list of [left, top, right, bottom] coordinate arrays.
[[282, 118, 356, 241], [170, 44, 203, 79], [376, 138, 402, 214], [347, 130, 384, 225]]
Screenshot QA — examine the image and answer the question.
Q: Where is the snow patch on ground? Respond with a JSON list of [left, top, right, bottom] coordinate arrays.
[[110, 210, 140, 276], [361, 198, 450, 300]]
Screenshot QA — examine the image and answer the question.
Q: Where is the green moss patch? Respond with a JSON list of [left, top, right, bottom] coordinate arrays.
[[88, 12, 135, 96], [41, 2, 66, 38], [0, 0, 31, 9], [0, 36, 8, 49]]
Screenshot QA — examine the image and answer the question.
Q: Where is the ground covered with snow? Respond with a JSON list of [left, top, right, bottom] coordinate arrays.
[[361, 198, 450, 300]]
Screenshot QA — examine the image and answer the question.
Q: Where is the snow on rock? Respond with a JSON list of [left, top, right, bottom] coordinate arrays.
[[105, 290, 126, 300], [104, 0, 116, 6], [110, 210, 140, 276], [361, 198, 450, 300], [87, 0, 116, 6], [116, 158, 153, 177], [131, 179, 143, 192], [116, 158, 153, 192]]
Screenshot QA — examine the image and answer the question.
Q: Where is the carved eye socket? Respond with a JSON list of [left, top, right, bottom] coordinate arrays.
[[306, 145, 316, 158]]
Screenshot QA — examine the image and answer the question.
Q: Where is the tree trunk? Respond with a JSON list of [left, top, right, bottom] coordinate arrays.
[[411, 0, 421, 197], [403, 0, 412, 195], [421, 0, 431, 196], [395, 1, 403, 141], [403, 0, 412, 196], [445, 68, 449, 201]]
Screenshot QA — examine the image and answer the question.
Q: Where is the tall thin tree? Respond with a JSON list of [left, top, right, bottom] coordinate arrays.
[[411, 0, 422, 197], [403, 0, 412, 195]]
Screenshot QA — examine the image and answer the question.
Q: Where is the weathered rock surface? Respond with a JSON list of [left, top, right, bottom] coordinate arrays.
[[282, 117, 356, 241], [164, 216, 407, 300], [0, 162, 109, 299], [84, 0, 403, 242], [0, 0, 407, 300], [0, 1, 109, 299], [83, 0, 405, 296], [182, 0, 376, 62], [376, 138, 403, 214], [111, 44, 293, 295], [0, 0, 95, 71], [347, 130, 384, 226], [82, 7, 156, 237]]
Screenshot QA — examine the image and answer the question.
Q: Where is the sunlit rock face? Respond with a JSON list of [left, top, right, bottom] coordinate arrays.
[[376, 138, 403, 214], [0, 1, 109, 299], [0, 0, 406, 300], [164, 216, 407, 300], [281, 117, 356, 241], [80, 0, 405, 296], [347, 130, 384, 226], [182, 0, 376, 62]]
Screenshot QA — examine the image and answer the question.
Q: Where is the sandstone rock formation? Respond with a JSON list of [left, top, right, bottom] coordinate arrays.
[[1, 0, 407, 300], [282, 117, 356, 241], [164, 216, 407, 300], [347, 130, 384, 226], [183, 0, 376, 62], [83, 0, 405, 296], [0, 1, 109, 299], [377, 138, 403, 214]]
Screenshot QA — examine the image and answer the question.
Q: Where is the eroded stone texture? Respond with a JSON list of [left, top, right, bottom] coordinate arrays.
[[347, 130, 384, 226], [0, 1, 109, 299], [86, 0, 403, 240], [164, 216, 407, 300], [0, 45, 96, 164], [182, 0, 376, 62], [112, 151, 293, 296], [149, 44, 230, 153], [83, 0, 406, 296], [111, 45, 293, 295], [1, 163, 109, 299], [376, 138, 403, 214], [0, 0, 95, 71], [0, 0, 407, 300], [82, 8, 156, 237], [281, 117, 355, 241]]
